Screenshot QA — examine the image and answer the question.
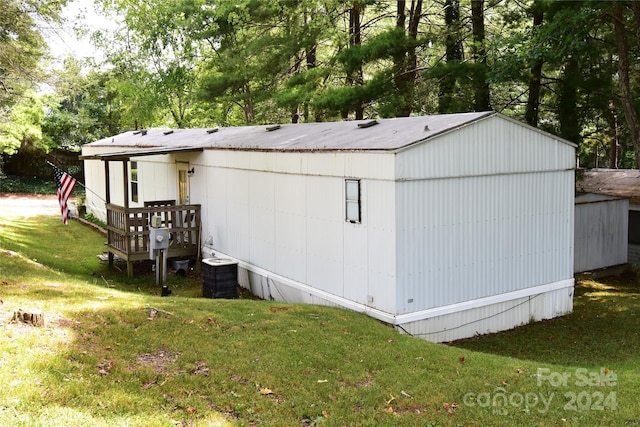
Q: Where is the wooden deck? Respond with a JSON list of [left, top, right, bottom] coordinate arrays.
[[105, 202, 201, 276]]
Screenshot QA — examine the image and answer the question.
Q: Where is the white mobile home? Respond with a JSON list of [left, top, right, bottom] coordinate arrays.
[[82, 112, 576, 342]]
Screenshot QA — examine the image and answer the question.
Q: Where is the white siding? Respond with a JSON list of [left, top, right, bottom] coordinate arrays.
[[138, 158, 180, 205], [395, 171, 574, 313], [275, 173, 308, 283], [393, 116, 575, 315], [396, 115, 575, 180], [198, 150, 398, 314], [211, 150, 395, 180], [574, 197, 628, 272]]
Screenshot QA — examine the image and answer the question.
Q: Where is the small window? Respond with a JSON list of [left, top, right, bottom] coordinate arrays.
[[345, 179, 361, 223], [130, 161, 139, 203]]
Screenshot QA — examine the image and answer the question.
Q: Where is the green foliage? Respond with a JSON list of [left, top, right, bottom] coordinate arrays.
[[0, 94, 46, 154], [83, 212, 107, 228], [0, 0, 57, 108], [336, 27, 410, 76], [0, 175, 83, 195], [1, 0, 639, 165]]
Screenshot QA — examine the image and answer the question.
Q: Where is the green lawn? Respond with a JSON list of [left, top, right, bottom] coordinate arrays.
[[1, 214, 638, 426]]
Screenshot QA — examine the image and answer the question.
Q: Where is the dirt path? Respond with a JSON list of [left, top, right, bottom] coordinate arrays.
[[0, 193, 69, 218]]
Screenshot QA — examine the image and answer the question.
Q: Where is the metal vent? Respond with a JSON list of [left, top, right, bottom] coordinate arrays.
[[357, 120, 378, 128]]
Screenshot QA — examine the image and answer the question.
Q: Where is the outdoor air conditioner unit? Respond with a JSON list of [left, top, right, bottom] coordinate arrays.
[[202, 258, 238, 299]]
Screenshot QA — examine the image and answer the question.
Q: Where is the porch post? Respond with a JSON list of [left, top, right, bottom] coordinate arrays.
[[122, 160, 133, 277], [104, 161, 114, 267]]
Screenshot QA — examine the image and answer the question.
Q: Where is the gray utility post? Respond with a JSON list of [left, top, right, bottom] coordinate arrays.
[[148, 215, 170, 294]]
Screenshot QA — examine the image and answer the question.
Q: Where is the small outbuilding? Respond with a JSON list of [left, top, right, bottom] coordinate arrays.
[[82, 111, 576, 342], [577, 169, 640, 265], [574, 193, 628, 273]]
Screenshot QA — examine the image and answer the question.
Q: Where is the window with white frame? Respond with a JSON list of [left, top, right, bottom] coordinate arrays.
[[130, 161, 139, 203], [345, 179, 361, 223]]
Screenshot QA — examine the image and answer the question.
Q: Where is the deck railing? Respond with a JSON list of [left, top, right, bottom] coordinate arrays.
[[106, 203, 201, 268]]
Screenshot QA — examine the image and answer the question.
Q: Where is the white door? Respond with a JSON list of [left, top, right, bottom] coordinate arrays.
[[177, 162, 190, 205]]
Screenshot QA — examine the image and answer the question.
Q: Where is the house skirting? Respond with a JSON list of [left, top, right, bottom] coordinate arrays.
[[629, 243, 640, 265], [203, 248, 574, 343]]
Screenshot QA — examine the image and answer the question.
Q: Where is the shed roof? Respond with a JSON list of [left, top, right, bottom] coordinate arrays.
[[84, 112, 496, 154], [576, 169, 640, 205]]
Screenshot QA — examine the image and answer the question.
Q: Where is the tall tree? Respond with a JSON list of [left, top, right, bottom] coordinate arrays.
[[438, 0, 464, 113], [470, 0, 490, 111], [392, 0, 423, 117], [612, 1, 640, 168], [346, 1, 365, 120], [524, 0, 544, 127], [0, 0, 66, 154]]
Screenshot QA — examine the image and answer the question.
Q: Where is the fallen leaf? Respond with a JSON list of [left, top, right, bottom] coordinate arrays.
[[516, 368, 524, 374], [501, 380, 508, 386], [259, 388, 274, 395], [458, 356, 465, 363], [97, 360, 114, 375], [343, 329, 349, 334], [187, 406, 197, 415], [386, 407, 395, 414], [387, 338, 393, 343], [322, 410, 329, 418], [443, 402, 456, 416]]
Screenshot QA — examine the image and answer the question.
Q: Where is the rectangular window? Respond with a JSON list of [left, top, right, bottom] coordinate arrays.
[[345, 179, 361, 223], [130, 161, 139, 203]]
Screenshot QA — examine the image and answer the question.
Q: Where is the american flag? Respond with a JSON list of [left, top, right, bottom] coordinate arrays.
[[52, 165, 77, 224]]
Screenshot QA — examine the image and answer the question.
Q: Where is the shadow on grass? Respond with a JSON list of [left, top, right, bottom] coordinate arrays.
[[451, 272, 640, 367]]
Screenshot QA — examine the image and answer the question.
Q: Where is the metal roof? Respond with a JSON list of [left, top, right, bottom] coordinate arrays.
[[576, 169, 640, 205], [575, 192, 627, 205], [84, 112, 496, 154], [80, 146, 204, 161]]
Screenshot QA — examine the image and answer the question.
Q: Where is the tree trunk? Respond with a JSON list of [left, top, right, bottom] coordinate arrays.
[[291, 54, 303, 123], [558, 57, 581, 144], [11, 309, 44, 327], [605, 107, 618, 169], [632, 1, 640, 44], [348, 2, 364, 120], [471, 0, 490, 111], [613, 3, 640, 168], [525, 1, 544, 127], [305, 43, 320, 122], [439, 0, 463, 113], [392, 0, 422, 117], [243, 83, 254, 124]]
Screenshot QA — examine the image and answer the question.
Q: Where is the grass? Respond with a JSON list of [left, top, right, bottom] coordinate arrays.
[[1, 214, 639, 426]]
